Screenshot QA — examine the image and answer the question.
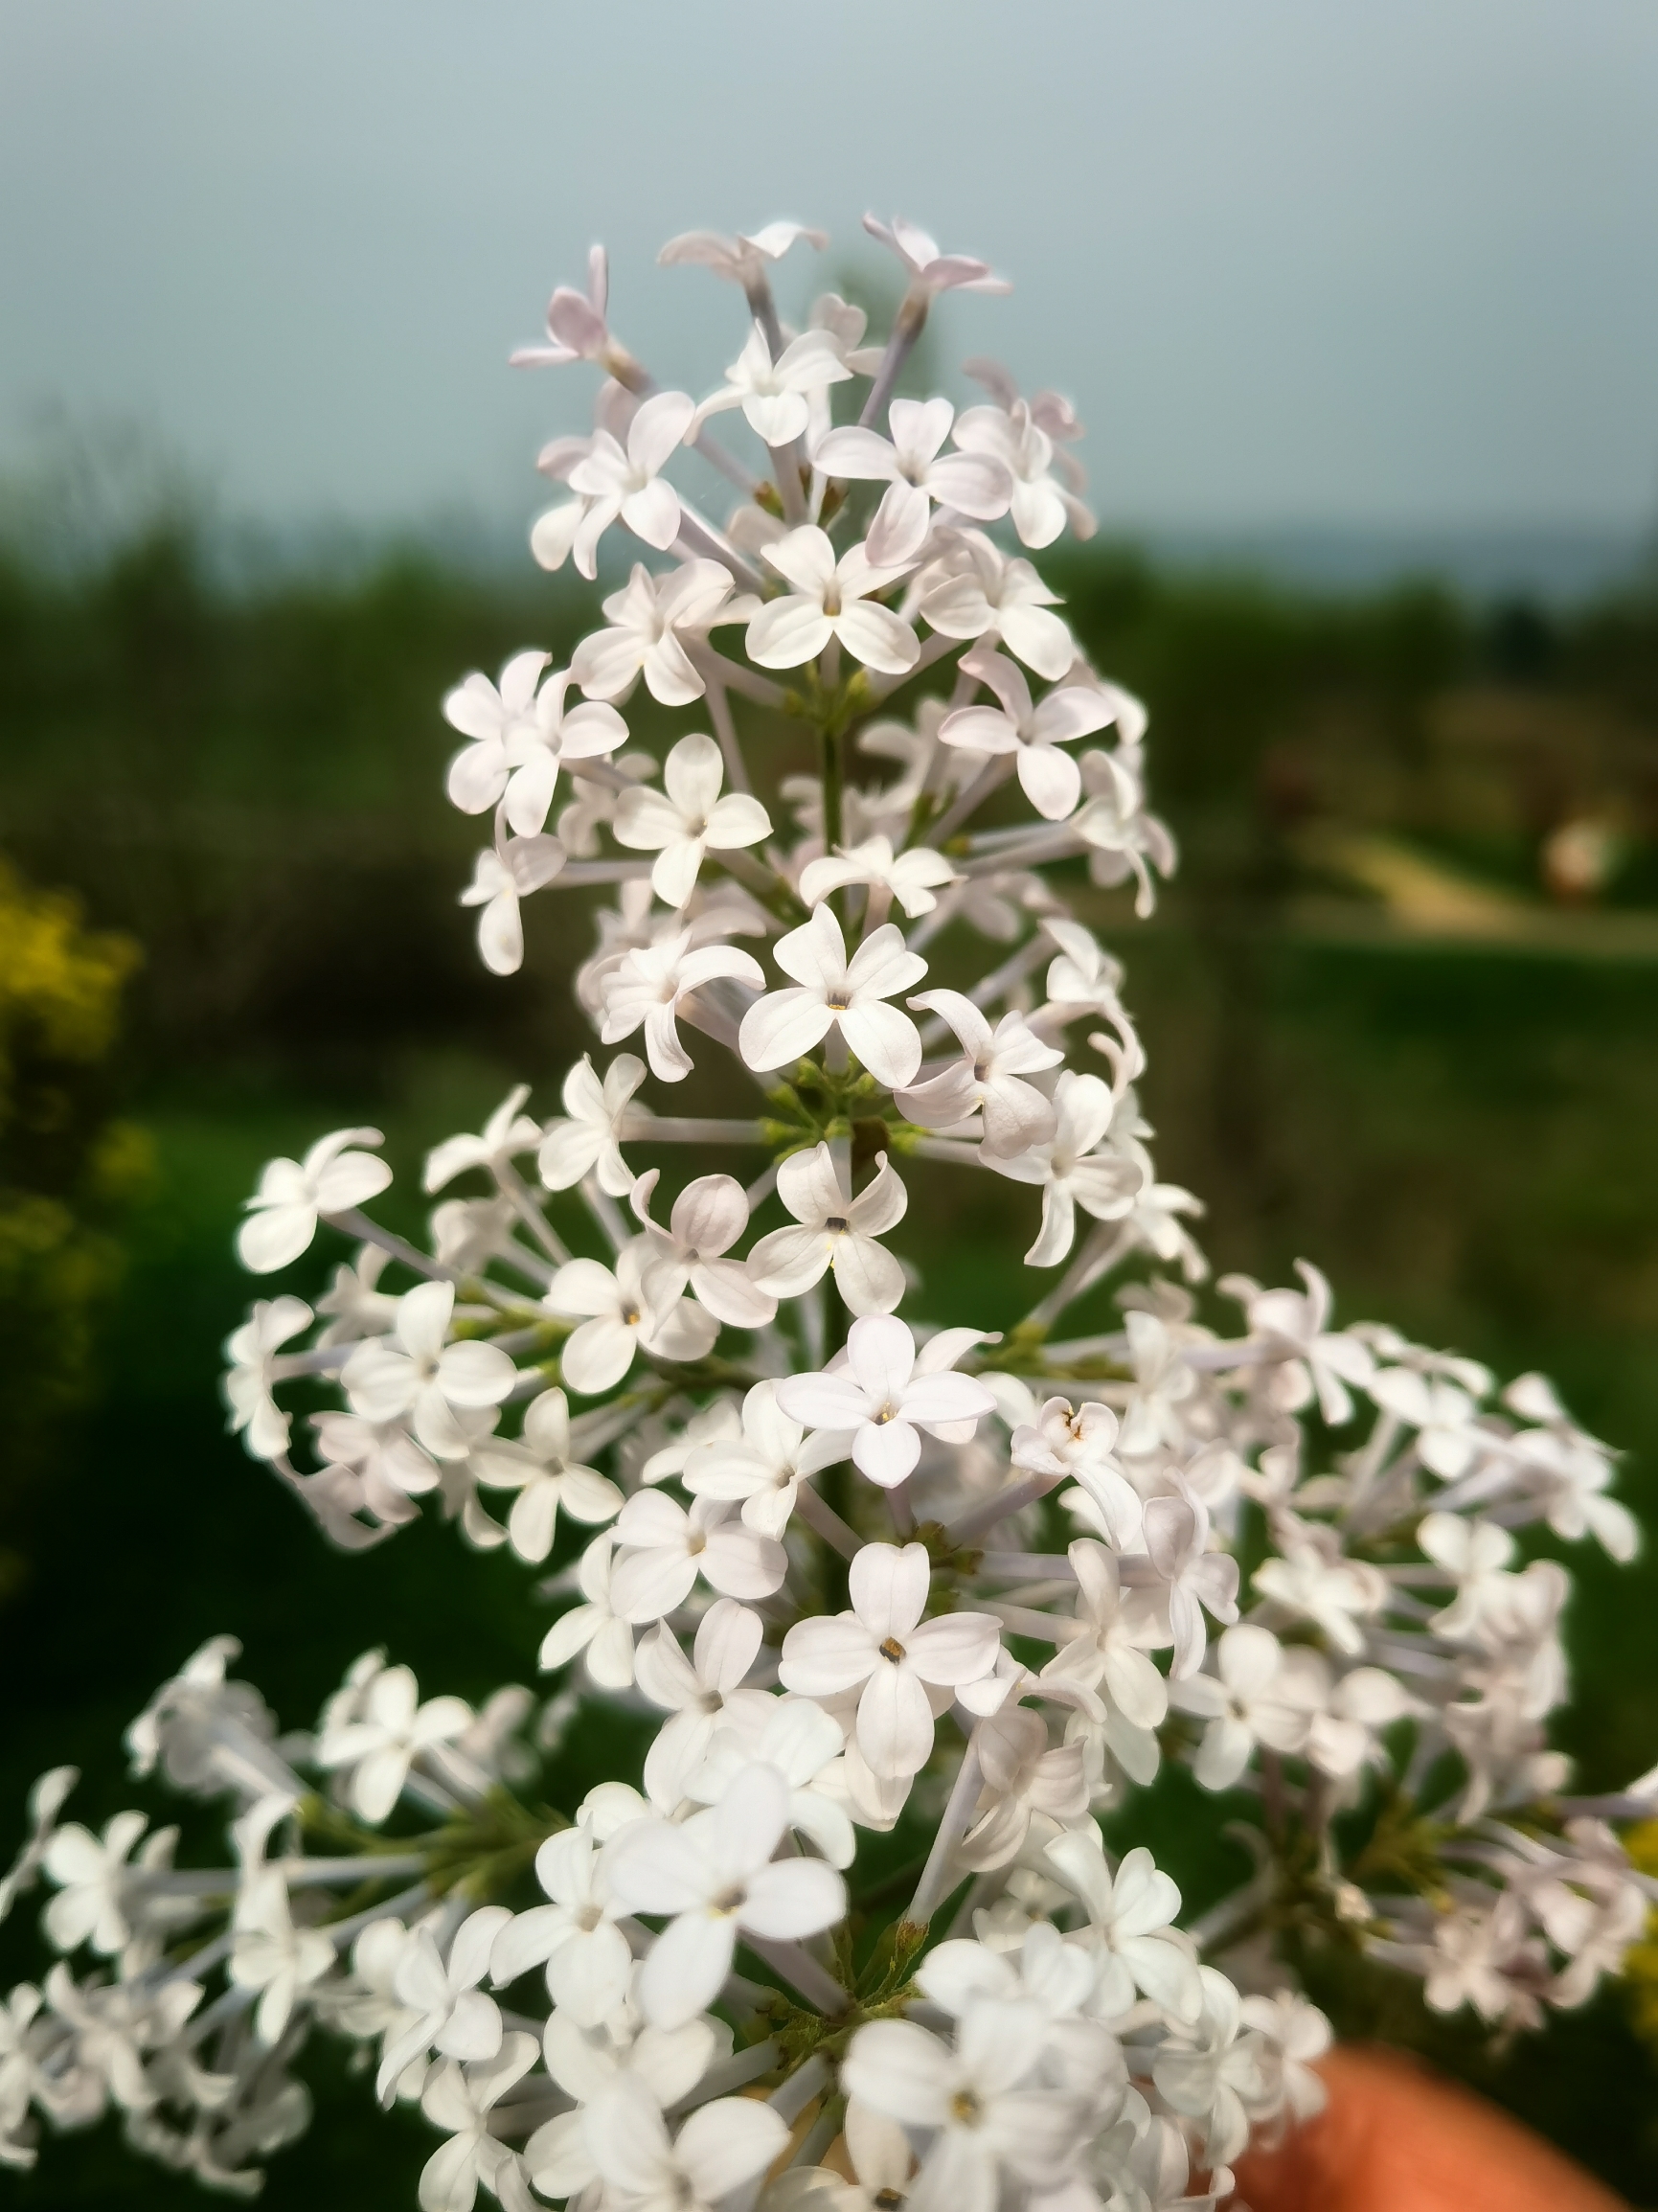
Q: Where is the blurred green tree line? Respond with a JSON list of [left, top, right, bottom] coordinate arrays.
[[3, 526, 1656, 1083]]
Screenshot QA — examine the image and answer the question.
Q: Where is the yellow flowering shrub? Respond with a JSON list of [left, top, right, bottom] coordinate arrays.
[[1625, 1821, 1658, 2050], [0, 860, 148, 1597]]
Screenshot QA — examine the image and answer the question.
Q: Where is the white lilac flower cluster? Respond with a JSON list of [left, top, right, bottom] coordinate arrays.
[[3, 213, 1655, 2208]]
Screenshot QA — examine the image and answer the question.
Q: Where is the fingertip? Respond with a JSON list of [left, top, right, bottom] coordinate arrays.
[[1231, 2044, 1625, 2212]]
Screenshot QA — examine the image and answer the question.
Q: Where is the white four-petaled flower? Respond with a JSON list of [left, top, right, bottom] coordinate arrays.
[[229, 1873, 336, 2047], [568, 2074, 788, 2212], [746, 527, 919, 675], [776, 1315, 996, 1488], [940, 647, 1120, 822], [630, 1170, 777, 1328], [739, 903, 926, 1086], [459, 836, 566, 976], [602, 932, 765, 1085], [488, 1827, 632, 2028], [423, 1087, 543, 1197], [501, 673, 628, 838], [681, 1377, 847, 1537], [469, 1387, 623, 1563], [223, 1295, 312, 1458], [1142, 1489, 1241, 1679], [952, 399, 1096, 550], [797, 834, 957, 919], [614, 732, 772, 911], [602, 1763, 847, 2028], [633, 1600, 774, 1809], [238, 1129, 392, 1273], [815, 399, 1011, 569], [694, 320, 852, 447], [687, 1695, 855, 1869], [917, 529, 1077, 680], [41, 1813, 150, 1958], [538, 1532, 636, 1687], [985, 1070, 1139, 1267], [574, 561, 752, 708], [1044, 1833, 1201, 2022], [342, 1282, 518, 1461], [443, 650, 548, 815], [745, 1143, 908, 1316], [1221, 1262, 1374, 1426], [842, 2006, 1087, 2212], [562, 390, 697, 578], [606, 1492, 786, 1623], [861, 214, 1011, 299], [547, 1245, 719, 1394], [1168, 1624, 1305, 1792], [896, 989, 1062, 1157], [416, 2033, 537, 2212], [316, 1663, 473, 1825], [780, 1540, 1000, 1778], [538, 1053, 646, 1197]]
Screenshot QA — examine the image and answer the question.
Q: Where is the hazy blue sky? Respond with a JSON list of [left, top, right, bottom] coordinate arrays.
[[4, 1, 1657, 539]]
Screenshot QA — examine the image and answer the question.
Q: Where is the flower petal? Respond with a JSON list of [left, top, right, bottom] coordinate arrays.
[[747, 596, 833, 670], [856, 1661, 935, 1776], [739, 1856, 846, 1940], [739, 989, 834, 1074], [833, 600, 920, 676]]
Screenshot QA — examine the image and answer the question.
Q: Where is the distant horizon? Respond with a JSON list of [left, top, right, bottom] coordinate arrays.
[[2, 426, 1648, 608], [4, 397, 1653, 608]]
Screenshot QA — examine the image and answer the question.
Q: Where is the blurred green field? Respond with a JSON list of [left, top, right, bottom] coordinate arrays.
[[2, 529, 1658, 2201]]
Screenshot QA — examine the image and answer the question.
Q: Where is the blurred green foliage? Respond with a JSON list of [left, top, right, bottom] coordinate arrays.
[[2, 527, 1658, 2201]]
